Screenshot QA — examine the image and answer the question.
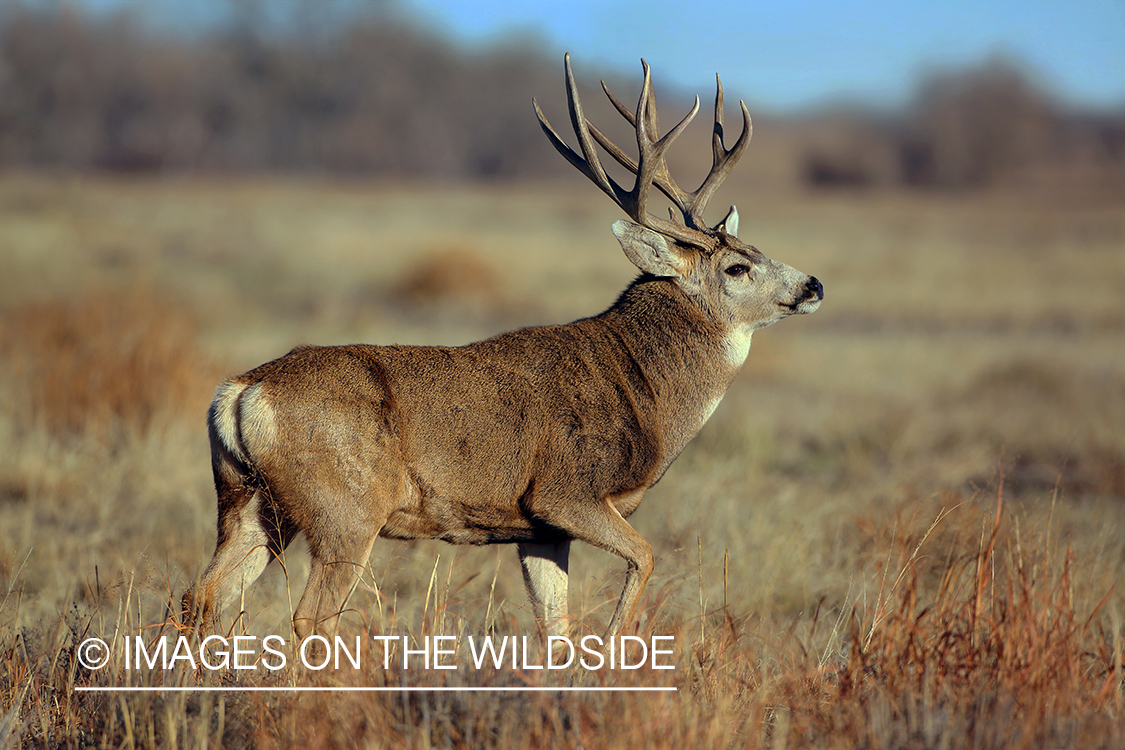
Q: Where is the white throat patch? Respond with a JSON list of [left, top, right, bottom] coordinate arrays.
[[724, 327, 754, 368], [699, 394, 724, 428]]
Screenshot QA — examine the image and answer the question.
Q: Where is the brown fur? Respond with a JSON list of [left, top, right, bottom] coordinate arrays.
[[183, 59, 824, 639]]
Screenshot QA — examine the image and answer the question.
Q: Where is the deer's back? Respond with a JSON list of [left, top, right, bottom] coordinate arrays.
[[231, 321, 664, 543]]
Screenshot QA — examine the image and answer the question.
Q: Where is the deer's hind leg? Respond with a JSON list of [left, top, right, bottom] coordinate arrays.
[[292, 523, 382, 640], [288, 477, 398, 640], [183, 480, 297, 632]]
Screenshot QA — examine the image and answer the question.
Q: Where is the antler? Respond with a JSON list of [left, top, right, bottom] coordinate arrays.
[[533, 53, 752, 250]]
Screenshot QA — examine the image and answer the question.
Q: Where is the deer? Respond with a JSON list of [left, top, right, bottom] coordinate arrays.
[[182, 54, 823, 641]]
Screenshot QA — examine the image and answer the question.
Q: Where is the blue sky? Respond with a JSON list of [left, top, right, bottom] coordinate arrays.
[[81, 0, 1124, 111], [406, 0, 1123, 110]]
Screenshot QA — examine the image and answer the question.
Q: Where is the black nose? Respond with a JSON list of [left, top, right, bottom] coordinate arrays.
[[806, 276, 824, 300]]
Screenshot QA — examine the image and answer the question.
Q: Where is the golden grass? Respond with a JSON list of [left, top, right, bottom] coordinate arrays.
[[0, 289, 217, 439], [0, 174, 1121, 747]]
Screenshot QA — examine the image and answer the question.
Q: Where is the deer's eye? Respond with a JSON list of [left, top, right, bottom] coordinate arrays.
[[724, 264, 750, 278]]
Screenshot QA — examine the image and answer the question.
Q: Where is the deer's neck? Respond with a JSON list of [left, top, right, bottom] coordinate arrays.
[[598, 276, 745, 461]]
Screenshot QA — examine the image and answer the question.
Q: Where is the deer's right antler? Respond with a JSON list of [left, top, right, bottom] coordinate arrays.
[[533, 53, 751, 251]]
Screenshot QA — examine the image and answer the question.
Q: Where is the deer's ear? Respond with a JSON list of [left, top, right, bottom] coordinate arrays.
[[612, 220, 690, 277], [714, 205, 739, 237]]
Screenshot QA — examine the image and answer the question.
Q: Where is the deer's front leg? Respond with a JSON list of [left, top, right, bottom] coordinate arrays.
[[542, 490, 654, 636], [517, 539, 571, 638]]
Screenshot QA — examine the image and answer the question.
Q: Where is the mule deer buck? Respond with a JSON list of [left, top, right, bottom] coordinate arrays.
[[183, 54, 823, 639]]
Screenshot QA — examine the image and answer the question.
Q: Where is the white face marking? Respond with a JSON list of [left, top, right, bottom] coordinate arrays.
[[709, 240, 819, 340]]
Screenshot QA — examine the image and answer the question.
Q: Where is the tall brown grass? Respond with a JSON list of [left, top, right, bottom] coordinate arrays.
[[0, 175, 1121, 747], [2, 487, 1119, 748], [0, 288, 216, 439]]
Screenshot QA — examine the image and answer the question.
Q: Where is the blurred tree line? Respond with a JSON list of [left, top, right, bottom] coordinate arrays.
[[0, 0, 568, 177], [803, 57, 1125, 191], [1, 1, 1122, 190]]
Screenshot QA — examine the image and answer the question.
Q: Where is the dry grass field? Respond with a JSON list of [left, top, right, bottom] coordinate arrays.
[[0, 173, 1122, 748]]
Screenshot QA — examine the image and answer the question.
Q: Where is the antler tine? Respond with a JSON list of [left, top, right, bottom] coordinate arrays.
[[594, 68, 752, 236], [564, 53, 626, 205], [630, 60, 663, 227], [630, 61, 705, 244], [683, 74, 752, 229], [713, 73, 725, 163], [533, 54, 630, 209], [592, 74, 700, 220], [535, 54, 718, 249]]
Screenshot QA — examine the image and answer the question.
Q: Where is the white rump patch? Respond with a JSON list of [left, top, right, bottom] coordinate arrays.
[[238, 382, 278, 456], [211, 380, 248, 460]]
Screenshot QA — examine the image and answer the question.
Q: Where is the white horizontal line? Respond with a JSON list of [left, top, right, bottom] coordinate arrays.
[[75, 686, 677, 693]]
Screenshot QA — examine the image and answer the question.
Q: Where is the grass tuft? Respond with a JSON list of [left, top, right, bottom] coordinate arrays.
[[1, 288, 217, 440]]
